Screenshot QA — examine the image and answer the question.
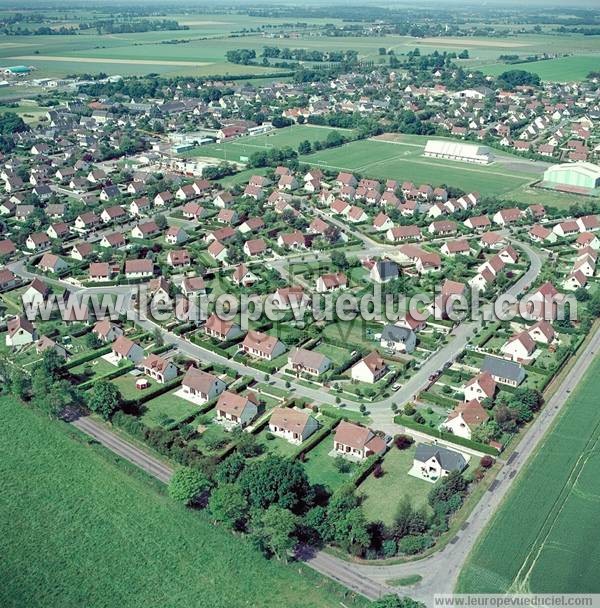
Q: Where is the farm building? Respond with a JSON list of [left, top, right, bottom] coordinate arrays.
[[423, 140, 494, 165], [542, 162, 600, 194]]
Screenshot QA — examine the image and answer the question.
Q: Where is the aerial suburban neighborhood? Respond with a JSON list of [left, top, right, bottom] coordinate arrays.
[[1, 2, 600, 608]]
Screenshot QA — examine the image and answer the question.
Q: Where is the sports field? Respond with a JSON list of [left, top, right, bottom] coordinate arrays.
[[457, 354, 600, 594], [183, 124, 354, 161], [0, 397, 367, 608], [301, 137, 540, 196]]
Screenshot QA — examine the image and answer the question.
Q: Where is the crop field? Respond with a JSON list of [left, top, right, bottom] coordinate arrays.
[[0, 396, 368, 608], [457, 355, 600, 594], [480, 55, 600, 83], [184, 124, 353, 161], [301, 137, 540, 196]]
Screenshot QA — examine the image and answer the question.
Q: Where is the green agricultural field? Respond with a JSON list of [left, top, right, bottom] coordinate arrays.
[[183, 124, 354, 162], [480, 55, 600, 83], [301, 138, 537, 196], [457, 354, 600, 594], [0, 396, 367, 608]]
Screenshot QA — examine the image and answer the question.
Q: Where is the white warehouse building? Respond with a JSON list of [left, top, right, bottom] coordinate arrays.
[[423, 140, 494, 165]]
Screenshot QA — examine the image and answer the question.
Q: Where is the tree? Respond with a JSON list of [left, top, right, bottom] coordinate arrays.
[[214, 452, 246, 485], [85, 332, 102, 349], [373, 595, 426, 608], [238, 455, 312, 511], [169, 467, 210, 506], [208, 483, 248, 529], [87, 380, 122, 420], [297, 140, 312, 155], [10, 368, 29, 399], [251, 505, 298, 561], [152, 326, 164, 347]]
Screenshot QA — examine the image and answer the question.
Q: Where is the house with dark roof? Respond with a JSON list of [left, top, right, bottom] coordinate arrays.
[[481, 355, 525, 387], [380, 325, 416, 354], [411, 443, 468, 482]]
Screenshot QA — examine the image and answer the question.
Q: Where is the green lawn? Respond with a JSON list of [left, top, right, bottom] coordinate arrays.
[[183, 124, 353, 161], [302, 434, 359, 490], [359, 445, 434, 527], [0, 396, 367, 608], [314, 343, 352, 367], [140, 390, 202, 429], [111, 372, 174, 401], [457, 354, 600, 593], [69, 356, 120, 382], [300, 138, 535, 196]]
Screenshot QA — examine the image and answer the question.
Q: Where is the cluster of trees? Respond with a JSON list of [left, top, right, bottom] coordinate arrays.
[[169, 454, 375, 560], [497, 69, 541, 90], [225, 49, 257, 65], [262, 46, 358, 64], [248, 146, 298, 168], [81, 19, 188, 34], [297, 130, 347, 155], [0, 112, 29, 153], [471, 387, 543, 444]]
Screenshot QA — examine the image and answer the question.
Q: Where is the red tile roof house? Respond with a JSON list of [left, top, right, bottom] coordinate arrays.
[[140, 354, 178, 384], [26, 231, 51, 251], [479, 231, 506, 250], [428, 220, 457, 236], [111, 336, 144, 364], [373, 212, 394, 232], [216, 208, 238, 225], [268, 407, 319, 445], [89, 262, 116, 282], [176, 184, 198, 201], [442, 400, 489, 440], [351, 351, 388, 384], [333, 421, 387, 461], [463, 371, 497, 403], [315, 272, 347, 293], [38, 252, 68, 274], [386, 225, 422, 243], [207, 240, 228, 263], [464, 215, 491, 232], [277, 231, 306, 250], [167, 249, 191, 269], [74, 212, 100, 233], [241, 330, 286, 361], [129, 197, 153, 217], [576, 214, 600, 233], [492, 208, 524, 226], [440, 239, 471, 257], [131, 220, 160, 240], [215, 391, 259, 429], [100, 205, 127, 224], [181, 367, 226, 405], [528, 320, 556, 345], [232, 263, 258, 287], [529, 224, 557, 244], [0, 239, 17, 259], [238, 217, 265, 235], [213, 191, 234, 208], [70, 242, 94, 261], [501, 331, 537, 363], [100, 232, 126, 249], [287, 347, 331, 377], [181, 276, 206, 298], [165, 226, 188, 245], [204, 313, 243, 342], [243, 238, 267, 258], [6, 316, 37, 347], [154, 191, 173, 207], [47, 222, 70, 240], [525, 281, 563, 321], [92, 319, 123, 342], [125, 259, 154, 279], [0, 268, 18, 291]]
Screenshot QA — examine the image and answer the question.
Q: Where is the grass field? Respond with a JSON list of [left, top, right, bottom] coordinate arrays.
[[0, 396, 368, 608], [457, 354, 600, 594], [480, 55, 600, 82], [184, 124, 353, 161], [300, 138, 537, 196], [140, 390, 201, 428], [302, 435, 359, 490], [359, 445, 433, 526]]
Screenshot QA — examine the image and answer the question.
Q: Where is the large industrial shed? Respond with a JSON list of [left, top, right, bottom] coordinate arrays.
[[423, 140, 494, 165], [542, 162, 600, 193]]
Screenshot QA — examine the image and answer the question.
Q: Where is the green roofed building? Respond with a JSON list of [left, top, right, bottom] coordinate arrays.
[[542, 162, 600, 193], [2, 65, 32, 75]]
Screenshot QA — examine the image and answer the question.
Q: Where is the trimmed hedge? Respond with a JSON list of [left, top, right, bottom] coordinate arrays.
[[394, 414, 499, 455], [419, 391, 458, 408]]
